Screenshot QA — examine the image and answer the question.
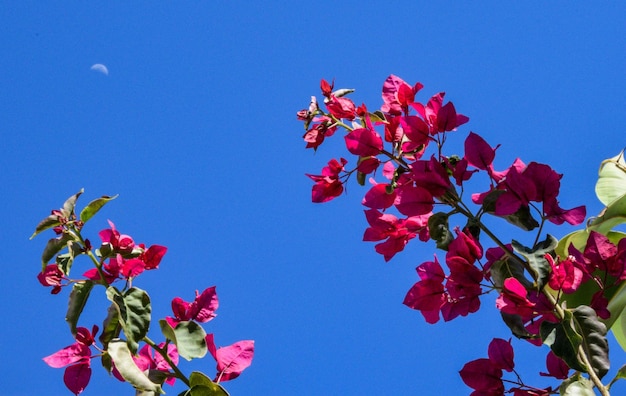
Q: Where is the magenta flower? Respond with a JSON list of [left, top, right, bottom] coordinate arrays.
[[135, 343, 179, 385], [362, 209, 429, 261], [206, 334, 254, 382], [459, 358, 504, 395], [43, 326, 98, 395], [37, 264, 66, 294], [306, 158, 348, 203], [495, 278, 535, 317], [99, 220, 135, 255], [540, 350, 570, 380], [166, 286, 219, 327]]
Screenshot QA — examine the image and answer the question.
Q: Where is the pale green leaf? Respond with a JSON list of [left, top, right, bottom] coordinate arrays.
[[595, 149, 626, 206], [159, 320, 207, 361], [66, 281, 94, 335], [108, 339, 163, 394]]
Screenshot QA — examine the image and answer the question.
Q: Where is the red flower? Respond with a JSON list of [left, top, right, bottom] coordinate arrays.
[[38, 264, 66, 294], [306, 158, 348, 203]]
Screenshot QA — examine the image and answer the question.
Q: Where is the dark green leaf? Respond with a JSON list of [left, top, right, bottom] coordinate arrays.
[[500, 312, 533, 339], [356, 170, 366, 186], [106, 287, 151, 354], [159, 320, 207, 361], [99, 303, 122, 358], [369, 110, 387, 123], [56, 241, 83, 276], [30, 214, 61, 240], [571, 305, 609, 379], [80, 194, 118, 223], [540, 310, 586, 373], [511, 235, 557, 290], [66, 281, 94, 335], [427, 212, 453, 250], [107, 339, 163, 394], [41, 233, 72, 271], [490, 257, 532, 290]]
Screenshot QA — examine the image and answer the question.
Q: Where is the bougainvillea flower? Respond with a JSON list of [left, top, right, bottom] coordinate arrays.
[[206, 334, 255, 382], [99, 220, 135, 255], [38, 264, 66, 294], [410, 156, 452, 198], [380, 74, 423, 115], [138, 244, 168, 270], [464, 132, 499, 171], [495, 277, 535, 317], [487, 338, 515, 372], [400, 115, 430, 152], [459, 358, 504, 394], [363, 209, 430, 261], [394, 185, 434, 216], [539, 351, 570, 380], [306, 158, 348, 203], [543, 198, 586, 225], [325, 95, 356, 120], [166, 286, 219, 327], [43, 326, 98, 395], [83, 254, 145, 283], [303, 122, 337, 150], [546, 254, 583, 293], [134, 343, 179, 386], [362, 181, 396, 210], [344, 127, 383, 157]]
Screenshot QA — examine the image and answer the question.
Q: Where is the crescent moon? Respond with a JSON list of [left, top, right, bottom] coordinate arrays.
[[90, 64, 109, 76]]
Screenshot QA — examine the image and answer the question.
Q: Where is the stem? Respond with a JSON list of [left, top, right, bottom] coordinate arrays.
[[144, 336, 190, 387], [69, 227, 110, 286]]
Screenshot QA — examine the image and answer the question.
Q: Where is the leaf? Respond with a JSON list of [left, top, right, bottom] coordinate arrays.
[[99, 303, 122, 359], [80, 194, 118, 223], [30, 214, 61, 239], [66, 281, 94, 335], [611, 309, 626, 352], [427, 212, 453, 250], [588, 193, 626, 235], [106, 287, 151, 354], [107, 339, 163, 394], [41, 233, 72, 271], [500, 312, 533, 339], [490, 257, 532, 290], [541, 306, 610, 379], [559, 375, 595, 396], [608, 364, 626, 390], [572, 305, 610, 379], [186, 372, 230, 396], [61, 189, 84, 218], [595, 149, 626, 206], [541, 310, 586, 373], [159, 320, 207, 361], [511, 235, 557, 290]]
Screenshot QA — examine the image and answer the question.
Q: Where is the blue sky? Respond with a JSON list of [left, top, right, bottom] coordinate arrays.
[[3, 2, 626, 395]]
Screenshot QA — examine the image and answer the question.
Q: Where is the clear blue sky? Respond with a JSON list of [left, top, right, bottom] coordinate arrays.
[[3, 2, 626, 395]]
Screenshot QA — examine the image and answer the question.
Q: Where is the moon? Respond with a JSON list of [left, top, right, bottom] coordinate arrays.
[[90, 63, 109, 76]]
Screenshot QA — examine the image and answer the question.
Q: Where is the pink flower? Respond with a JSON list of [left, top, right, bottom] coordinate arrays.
[[326, 95, 356, 120], [38, 264, 66, 294], [540, 351, 570, 380], [362, 209, 429, 261], [135, 343, 179, 386], [99, 220, 135, 255], [43, 326, 98, 395], [206, 334, 254, 382], [495, 278, 535, 317], [546, 254, 583, 293], [380, 75, 423, 116], [344, 127, 383, 157], [459, 358, 504, 394], [166, 286, 219, 327]]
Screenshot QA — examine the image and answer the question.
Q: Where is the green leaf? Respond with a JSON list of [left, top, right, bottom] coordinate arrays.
[[490, 256, 532, 290], [427, 212, 453, 250], [65, 281, 94, 335], [186, 372, 229, 396], [107, 339, 164, 394], [61, 189, 84, 218], [588, 193, 626, 235], [99, 303, 122, 358], [159, 320, 207, 361], [541, 306, 610, 379], [541, 309, 586, 372], [611, 309, 626, 352], [79, 194, 118, 223], [511, 235, 557, 290], [41, 233, 72, 271], [559, 374, 595, 396], [30, 214, 61, 240], [608, 364, 626, 390], [500, 312, 532, 339], [106, 287, 151, 354], [369, 110, 387, 124], [595, 149, 626, 206], [572, 305, 610, 379]]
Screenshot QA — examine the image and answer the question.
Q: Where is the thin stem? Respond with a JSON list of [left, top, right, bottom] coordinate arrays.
[[144, 336, 190, 387]]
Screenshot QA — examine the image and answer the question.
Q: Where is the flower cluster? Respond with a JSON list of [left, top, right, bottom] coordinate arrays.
[[34, 192, 254, 395]]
